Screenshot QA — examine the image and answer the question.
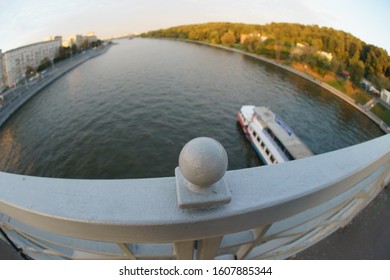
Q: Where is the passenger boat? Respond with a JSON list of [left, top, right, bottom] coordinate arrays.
[[237, 105, 313, 165]]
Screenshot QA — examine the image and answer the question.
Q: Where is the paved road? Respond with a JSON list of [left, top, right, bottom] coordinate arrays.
[[363, 99, 378, 111], [296, 184, 390, 259], [0, 239, 22, 260], [0, 46, 110, 127]]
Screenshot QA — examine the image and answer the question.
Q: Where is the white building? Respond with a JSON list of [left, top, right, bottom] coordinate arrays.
[[316, 51, 333, 62], [240, 33, 267, 44], [2, 38, 61, 87], [62, 32, 98, 48], [85, 32, 97, 43], [62, 34, 83, 48], [291, 43, 310, 58], [381, 89, 390, 105]]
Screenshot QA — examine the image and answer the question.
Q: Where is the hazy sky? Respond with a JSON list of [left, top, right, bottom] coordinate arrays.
[[0, 0, 389, 53]]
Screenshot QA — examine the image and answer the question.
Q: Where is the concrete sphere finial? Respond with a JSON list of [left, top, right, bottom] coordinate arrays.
[[179, 137, 228, 188]]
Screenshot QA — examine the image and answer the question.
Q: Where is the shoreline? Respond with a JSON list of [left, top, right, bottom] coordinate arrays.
[[0, 45, 111, 128], [170, 38, 390, 134]]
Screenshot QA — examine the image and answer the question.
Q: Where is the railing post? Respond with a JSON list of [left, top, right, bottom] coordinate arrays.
[[236, 225, 271, 260], [175, 137, 232, 209], [196, 236, 223, 260], [173, 240, 195, 260]]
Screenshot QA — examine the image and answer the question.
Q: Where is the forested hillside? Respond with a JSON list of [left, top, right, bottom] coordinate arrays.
[[143, 22, 390, 89]]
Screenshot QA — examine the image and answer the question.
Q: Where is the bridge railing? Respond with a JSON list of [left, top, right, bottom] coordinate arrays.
[[1, 135, 389, 260]]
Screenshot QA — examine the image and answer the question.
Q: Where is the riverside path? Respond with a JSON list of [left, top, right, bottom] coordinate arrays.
[[0, 45, 111, 127]]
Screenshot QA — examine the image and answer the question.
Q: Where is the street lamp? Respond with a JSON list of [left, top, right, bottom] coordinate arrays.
[[23, 74, 27, 88]]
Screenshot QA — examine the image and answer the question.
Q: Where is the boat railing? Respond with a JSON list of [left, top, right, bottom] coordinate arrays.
[[1, 135, 390, 260]]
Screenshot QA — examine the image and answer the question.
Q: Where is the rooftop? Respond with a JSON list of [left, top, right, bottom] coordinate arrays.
[[3, 38, 61, 54], [253, 106, 313, 159]]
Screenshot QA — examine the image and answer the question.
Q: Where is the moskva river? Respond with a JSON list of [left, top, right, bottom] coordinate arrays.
[[0, 39, 384, 178]]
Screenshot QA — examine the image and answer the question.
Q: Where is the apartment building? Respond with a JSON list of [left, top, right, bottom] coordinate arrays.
[[2, 38, 61, 87], [381, 89, 390, 105], [62, 32, 97, 48], [62, 34, 83, 48]]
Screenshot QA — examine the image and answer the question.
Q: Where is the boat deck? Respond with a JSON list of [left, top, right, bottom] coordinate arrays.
[[253, 106, 313, 159]]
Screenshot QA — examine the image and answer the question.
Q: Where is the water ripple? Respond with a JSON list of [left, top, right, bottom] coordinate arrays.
[[0, 38, 384, 178]]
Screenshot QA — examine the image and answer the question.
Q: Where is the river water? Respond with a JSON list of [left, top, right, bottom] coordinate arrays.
[[0, 38, 384, 179]]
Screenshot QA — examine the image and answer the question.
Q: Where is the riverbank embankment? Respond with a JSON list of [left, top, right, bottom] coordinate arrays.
[[175, 38, 390, 134], [0, 45, 111, 128]]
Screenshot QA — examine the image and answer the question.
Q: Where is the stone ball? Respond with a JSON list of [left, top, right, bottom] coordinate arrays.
[[179, 137, 228, 187]]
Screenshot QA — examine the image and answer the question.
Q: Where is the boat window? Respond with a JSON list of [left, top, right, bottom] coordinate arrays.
[[286, 151, 295, 161], [266, 129, 295, 161], [270, 155, 275, 162], [265, 128, 276, 139], [253, 131, 257, 137], [266, 149, 270, 155], [256, 137, 260, 142], [261, 142, 265, 148]]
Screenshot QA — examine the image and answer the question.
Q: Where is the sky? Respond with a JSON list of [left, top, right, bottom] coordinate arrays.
[[0, 0, 389, 53]]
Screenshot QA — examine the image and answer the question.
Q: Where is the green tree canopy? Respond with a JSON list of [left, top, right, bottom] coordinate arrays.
[[143, 22, 390, 84], [221, 31, 236, 45]]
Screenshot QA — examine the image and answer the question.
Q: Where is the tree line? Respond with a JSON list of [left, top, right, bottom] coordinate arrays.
[[53, 39, 104, 64], [20, 39, 104, 82], [142, 22, 390, 89]]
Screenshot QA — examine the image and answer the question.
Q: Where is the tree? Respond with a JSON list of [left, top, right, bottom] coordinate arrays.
[[271, 40, 281, 60], [311, 38, 323, 50], [89, 39, 103, 48], [331, 59, 345, 76], [188, 30, 200, 40], [221, 31, 236, 45], [71, 43, 78, 55], [144, 22, 390, 80], [37, 57, 52, 72], [349, 60, 365, 86], [348, 42, 358, 58], [209, 30, 220, 44], [313, 55, 331, 76], [81, 39, 89, 50], [371, 75, 390, 91], [25, 66, 36, 78], [54, 46, 67, 62]]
